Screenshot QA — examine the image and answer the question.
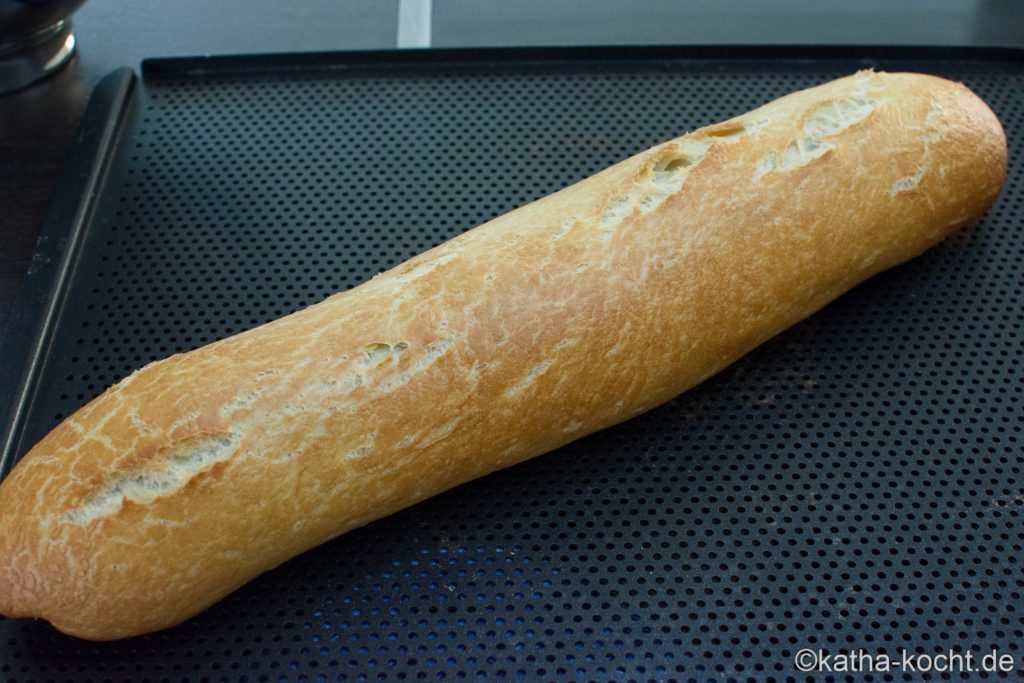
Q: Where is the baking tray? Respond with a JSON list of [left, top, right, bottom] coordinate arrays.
[[0, 46, 1021, 682]]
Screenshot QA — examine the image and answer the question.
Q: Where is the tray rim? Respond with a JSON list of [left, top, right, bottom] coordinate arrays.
[[0, 67, 136, 478], [1, 44, 1021, 478], [139, 44, 1024, 77]]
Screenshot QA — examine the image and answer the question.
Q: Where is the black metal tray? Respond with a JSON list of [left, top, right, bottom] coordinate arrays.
[[1, 46, 1021, 682]]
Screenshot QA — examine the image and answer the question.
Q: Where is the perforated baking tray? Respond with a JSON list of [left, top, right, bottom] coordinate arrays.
[[0, 47, 1021, 682]]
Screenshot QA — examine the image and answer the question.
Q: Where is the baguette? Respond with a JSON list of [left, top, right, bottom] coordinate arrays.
[[0, 71, 1007, 640]]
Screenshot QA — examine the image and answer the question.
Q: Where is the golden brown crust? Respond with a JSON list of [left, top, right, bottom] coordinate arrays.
[[0, 71, 1007, 640]]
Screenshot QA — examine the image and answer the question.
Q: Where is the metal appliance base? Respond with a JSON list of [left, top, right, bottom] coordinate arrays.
[[0, 18, 75, 94]]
